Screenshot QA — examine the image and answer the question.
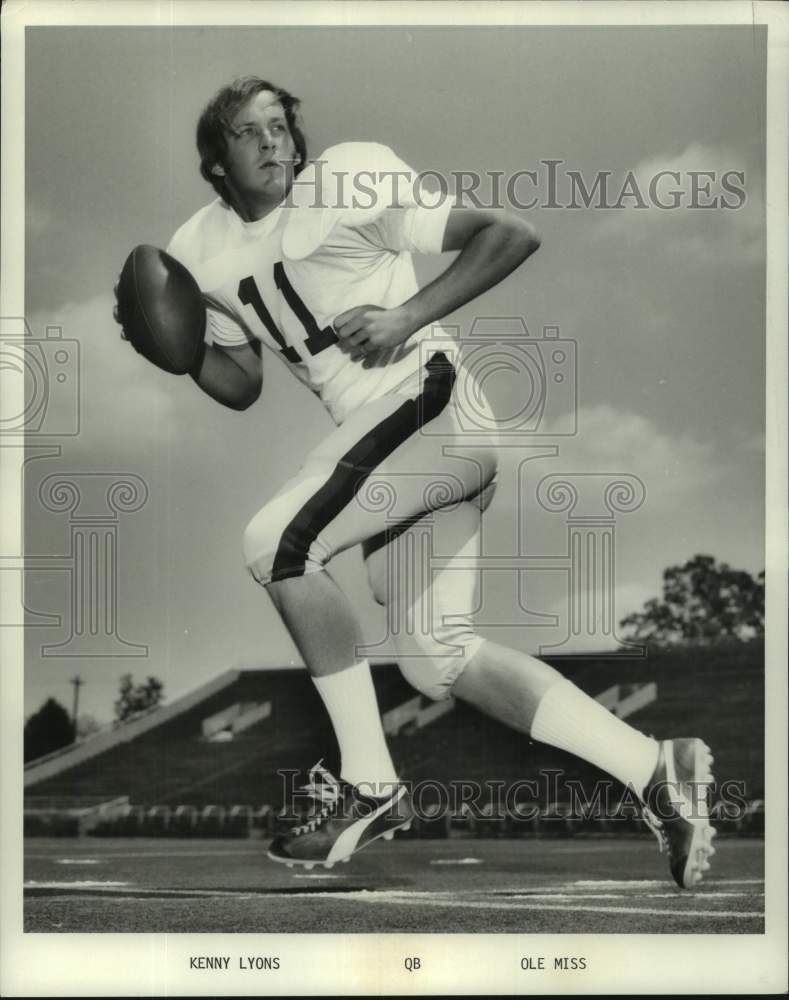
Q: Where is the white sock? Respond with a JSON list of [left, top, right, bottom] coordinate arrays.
[[530, 679, 660, 796], [312, 660, 399, 793]]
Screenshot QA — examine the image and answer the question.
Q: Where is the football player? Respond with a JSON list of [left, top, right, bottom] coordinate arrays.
[[116, 76, 716, 888]]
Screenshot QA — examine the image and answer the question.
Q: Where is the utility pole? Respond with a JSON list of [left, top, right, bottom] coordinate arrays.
[[70, 675, 83, 733]]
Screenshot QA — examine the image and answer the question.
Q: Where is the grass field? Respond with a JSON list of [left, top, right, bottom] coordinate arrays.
[[24, 835, 764, 934]]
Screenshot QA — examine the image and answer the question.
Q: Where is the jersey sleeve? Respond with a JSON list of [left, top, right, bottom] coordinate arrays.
[[165, 227, 195, 272], [282, 142, 451, 260], [205, 306, 252, 350], [166, 225, 251, 350], [367, 195, 453, 256]]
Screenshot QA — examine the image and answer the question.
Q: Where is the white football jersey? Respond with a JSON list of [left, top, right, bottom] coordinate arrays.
[[167, 143, 454, 424]]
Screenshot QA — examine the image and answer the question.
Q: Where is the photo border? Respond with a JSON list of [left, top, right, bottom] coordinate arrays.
[[1, 1, 786, 995]]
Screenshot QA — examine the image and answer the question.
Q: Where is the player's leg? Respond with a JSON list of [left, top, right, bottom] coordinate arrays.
[[455, 650, 716, 887], [266, 570, 399, 790], [368, 498, 716, 889], [246, 354, 485, 791], [369, 499, 659, 797], [242, 352, 493, 865], [453, 647, 661, 795], [364, 497, 567, 718], [254, 541, 410, 869]]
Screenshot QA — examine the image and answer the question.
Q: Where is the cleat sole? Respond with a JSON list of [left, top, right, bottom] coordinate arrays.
[[683, 739, 717, 887], [648, 737, 718, 890]]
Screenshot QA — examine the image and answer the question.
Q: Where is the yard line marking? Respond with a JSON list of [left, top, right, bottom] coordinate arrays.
[[291, 873, 345, 879], [25, 880, 130, 889], [641, 892, 763, 900], [22, 882, 765, 919], [331, 892, 763, 920], [486, 886, 767, 904], [24, 885, 445, 900], [24, 884, 254, 898], [510, 893, 640, 901], [572, 879, 666, 887], [506, 891, 761, 901], [692, 878, 764, 885], [545, 845, 645, 854], [572, 878, 764, 889], [26, 848, 258, 860], [430, 858, 483, 865]]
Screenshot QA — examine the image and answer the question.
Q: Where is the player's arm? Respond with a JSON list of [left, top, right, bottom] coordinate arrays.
[[113, 274, 262, 411], [431, 205, 541, 314], [189, 339, 263, 411], [334, 207, 540, 358]]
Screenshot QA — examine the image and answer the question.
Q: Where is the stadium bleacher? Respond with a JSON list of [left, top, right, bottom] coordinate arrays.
[[389, 639, 764, 797], [24, 639, 764, 836]]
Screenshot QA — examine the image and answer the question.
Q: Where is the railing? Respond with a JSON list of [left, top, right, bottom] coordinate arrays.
[[24, 670, 242, 787], [593, 682, 657, 719]]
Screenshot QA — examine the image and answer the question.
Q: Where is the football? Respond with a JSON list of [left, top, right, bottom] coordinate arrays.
[[116, 245, 206, 375]]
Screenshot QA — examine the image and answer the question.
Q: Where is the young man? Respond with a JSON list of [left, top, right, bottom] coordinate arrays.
[[116, 76, 716, 887]]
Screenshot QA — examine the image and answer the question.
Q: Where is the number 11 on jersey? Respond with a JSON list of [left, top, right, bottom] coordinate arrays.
[[238, 263, 339, 364]]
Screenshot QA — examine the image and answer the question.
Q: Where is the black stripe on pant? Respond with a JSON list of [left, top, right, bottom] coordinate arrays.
[[269, 352, 456, 583]]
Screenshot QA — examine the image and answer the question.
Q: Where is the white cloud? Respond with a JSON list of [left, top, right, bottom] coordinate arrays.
[[594, 142, 763, 262], [489, 407, 752, 655], [24, 293, 178, 459], [518, 403, 722, 504]]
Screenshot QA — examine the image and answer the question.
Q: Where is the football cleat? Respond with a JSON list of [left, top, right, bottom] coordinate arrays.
[[642, 737, 717, 889], [268, 761, 414, 869]]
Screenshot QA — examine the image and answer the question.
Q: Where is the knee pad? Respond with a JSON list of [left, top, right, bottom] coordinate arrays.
[[242, 500, 330, 586], [364, 499, 486, 699], [395, 626, 485, 701]]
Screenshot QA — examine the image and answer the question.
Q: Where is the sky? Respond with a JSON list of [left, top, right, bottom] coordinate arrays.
[[20, 24, 766, 722]]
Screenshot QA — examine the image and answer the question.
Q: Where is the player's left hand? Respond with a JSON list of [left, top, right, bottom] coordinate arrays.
[[333, 304, 415, 364]]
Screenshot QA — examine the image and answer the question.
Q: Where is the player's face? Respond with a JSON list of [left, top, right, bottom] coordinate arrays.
[[217, 90, 298, 221]]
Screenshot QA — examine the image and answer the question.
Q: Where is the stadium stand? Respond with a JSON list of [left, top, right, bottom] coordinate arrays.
[[390, 640, 764, 804], [24, 639, 764, 836]]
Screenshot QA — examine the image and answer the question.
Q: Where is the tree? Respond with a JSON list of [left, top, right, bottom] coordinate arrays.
[[114, 674, 164, 722], [75, 713, 103, 740], [619, 554, 764, 647], [24, 697, 75, 762]]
